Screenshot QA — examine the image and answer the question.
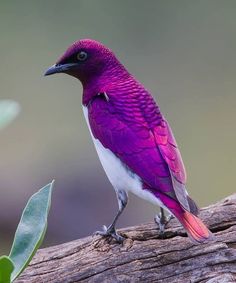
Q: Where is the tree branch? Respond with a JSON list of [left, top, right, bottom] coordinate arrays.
[[16, 194, 236, 283]]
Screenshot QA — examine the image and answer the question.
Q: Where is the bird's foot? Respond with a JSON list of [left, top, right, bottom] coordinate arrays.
[[94, 225, 125, 243], [154, 213, 173, 236]]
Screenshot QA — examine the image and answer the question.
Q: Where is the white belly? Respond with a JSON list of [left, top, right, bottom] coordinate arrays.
[[82, 106, 165, 208]]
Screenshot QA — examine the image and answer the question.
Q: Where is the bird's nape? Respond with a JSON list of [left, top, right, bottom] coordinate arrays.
[[44, 38, 214, 245]]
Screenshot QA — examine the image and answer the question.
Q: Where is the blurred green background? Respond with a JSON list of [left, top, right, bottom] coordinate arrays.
[[0, 0, 235, 253]]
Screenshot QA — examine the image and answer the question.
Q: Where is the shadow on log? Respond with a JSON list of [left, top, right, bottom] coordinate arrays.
[[17, 194, 236, 283]]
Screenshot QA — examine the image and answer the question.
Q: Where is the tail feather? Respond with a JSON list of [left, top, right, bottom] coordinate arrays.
[[156, 191, 214, 243], [179, 210, 214, 243]]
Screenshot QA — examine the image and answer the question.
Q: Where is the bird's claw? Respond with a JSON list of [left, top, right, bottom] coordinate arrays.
[[155, 213, 173, 236], [94, 225, 125, 243]]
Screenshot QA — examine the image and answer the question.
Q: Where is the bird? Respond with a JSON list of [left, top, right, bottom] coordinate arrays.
[[45, 39, 214, 244]]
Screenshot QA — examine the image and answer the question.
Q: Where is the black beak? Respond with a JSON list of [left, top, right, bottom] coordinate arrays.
[[44, 63, 78, 76]]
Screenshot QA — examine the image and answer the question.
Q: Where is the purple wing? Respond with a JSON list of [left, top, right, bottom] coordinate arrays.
[[88, 90, 190, 211], [153, 120, 186, 184]]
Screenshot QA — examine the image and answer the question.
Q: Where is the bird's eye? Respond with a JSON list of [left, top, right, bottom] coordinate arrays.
[[77, 51, 88, 61]]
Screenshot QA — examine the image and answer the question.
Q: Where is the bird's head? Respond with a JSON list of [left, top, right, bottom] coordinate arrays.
[[44, 39, 124, 86]]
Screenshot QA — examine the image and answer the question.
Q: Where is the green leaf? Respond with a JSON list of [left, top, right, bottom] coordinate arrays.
[[0, 100, 20, 130], [9, 181, 54, 281], [0, 256, 14, 283]]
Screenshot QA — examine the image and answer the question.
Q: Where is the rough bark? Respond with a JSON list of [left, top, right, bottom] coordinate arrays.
[[17, 194, 236, 283]]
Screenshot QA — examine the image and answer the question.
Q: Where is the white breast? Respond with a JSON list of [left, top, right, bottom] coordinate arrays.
[[82, 105, 165, 208]]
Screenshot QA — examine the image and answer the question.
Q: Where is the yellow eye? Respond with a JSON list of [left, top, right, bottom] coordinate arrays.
[[77, 51, 88, 61]]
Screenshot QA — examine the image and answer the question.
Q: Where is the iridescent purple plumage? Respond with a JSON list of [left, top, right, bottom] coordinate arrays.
[[45, 39, 213, 243]]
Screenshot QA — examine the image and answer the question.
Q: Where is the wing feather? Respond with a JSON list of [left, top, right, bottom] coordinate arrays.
[[88, 92, 192, 211]]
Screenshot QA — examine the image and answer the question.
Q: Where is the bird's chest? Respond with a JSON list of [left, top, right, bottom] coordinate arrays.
[[82, 105, 142, 193]]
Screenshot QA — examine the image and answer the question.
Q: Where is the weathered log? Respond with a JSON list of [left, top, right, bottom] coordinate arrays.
[[16, 194, 236, 283]]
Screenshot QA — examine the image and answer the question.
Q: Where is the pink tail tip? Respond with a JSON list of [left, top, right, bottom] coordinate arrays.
[[180, 210, 215, 243]]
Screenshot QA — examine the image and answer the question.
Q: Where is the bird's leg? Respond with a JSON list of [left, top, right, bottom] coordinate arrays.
[[155, 207, 173, 236], [95, 190, 128, 243]]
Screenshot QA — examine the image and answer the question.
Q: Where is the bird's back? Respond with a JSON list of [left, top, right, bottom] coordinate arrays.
[[86, 79, 184, 200], [45, 37, 213, 243]]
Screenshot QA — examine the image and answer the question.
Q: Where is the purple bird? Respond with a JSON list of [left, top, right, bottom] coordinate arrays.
[[45, 39, 213, 243]]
